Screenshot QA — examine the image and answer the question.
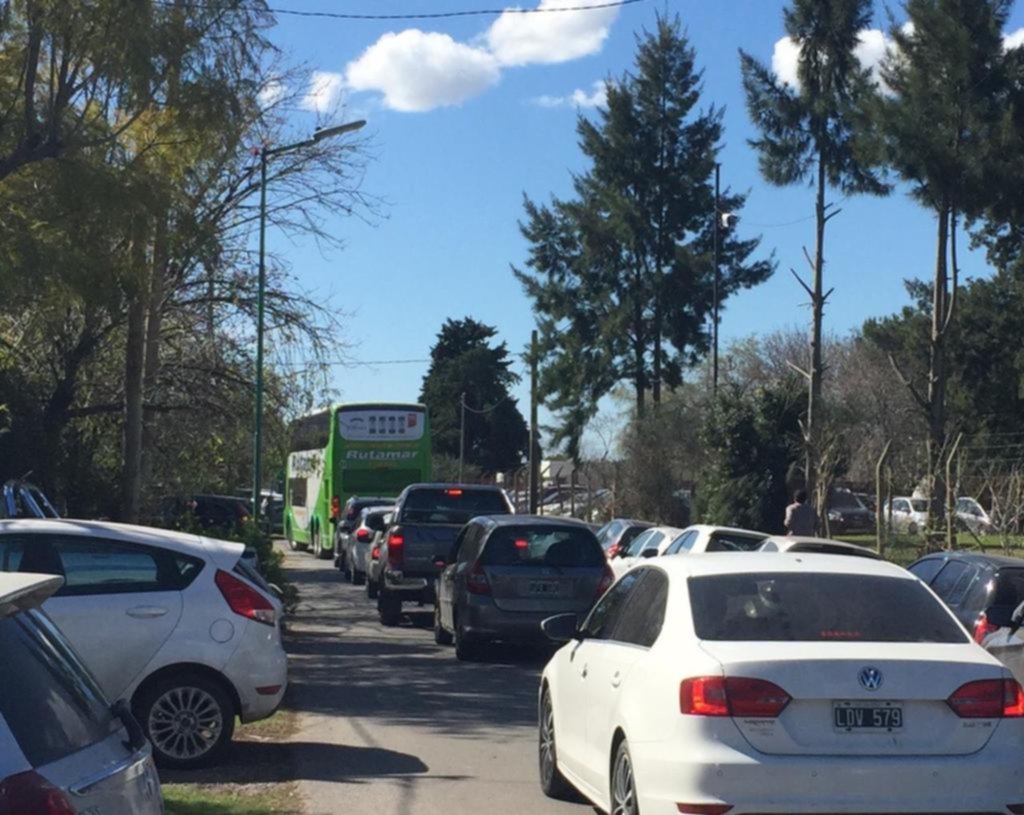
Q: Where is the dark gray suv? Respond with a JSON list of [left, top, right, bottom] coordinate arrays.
[[434, 515, 613, 661]]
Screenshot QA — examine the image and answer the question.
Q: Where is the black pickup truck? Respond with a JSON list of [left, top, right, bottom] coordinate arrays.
[[376, 483, 514, 626]]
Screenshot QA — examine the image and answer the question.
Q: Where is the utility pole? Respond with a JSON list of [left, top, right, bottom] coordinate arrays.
[[458, 392, 466, 483], [529, 330, 540, 514], [712, 163, 721, 395]]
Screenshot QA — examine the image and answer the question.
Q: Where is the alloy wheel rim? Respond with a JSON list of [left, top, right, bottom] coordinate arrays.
[[539, 693, 555, 784], [611, 747, 636, 815], [148, 686, 223, 761]]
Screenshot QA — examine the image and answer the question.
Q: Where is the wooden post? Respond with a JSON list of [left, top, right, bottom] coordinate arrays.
[[945, 433, 964, 551], [876, 440, 892, 556]]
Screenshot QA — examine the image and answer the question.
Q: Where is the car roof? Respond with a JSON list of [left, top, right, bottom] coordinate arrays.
[[762, 535, 881, 556], [912, 550, 1024, 570], [681, 524, 766, 538], [0, 572, 64, 613], [653, 552, 912, 580], [404, 483, 506, 491], [0, 518, 245, 562], [605, 518, 652, 527], [477, 514, 594, 530]]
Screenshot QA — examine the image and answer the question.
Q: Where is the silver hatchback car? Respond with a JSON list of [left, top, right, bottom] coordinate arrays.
[[0, 572, 163, 814], [434, 516, 613, 661]]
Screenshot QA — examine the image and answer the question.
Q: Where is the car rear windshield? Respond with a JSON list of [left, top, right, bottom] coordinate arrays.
[[482, 526, 604, 568], [993, 568, 1024, 609], [0, 609, 116, 766], [401, 488, 510, 525], [689, 573, 967, 643]]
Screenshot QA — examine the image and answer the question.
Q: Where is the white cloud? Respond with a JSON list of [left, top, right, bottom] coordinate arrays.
[[533, 79, 608, 109], [486, 0, 619, 67], [771, 36, 801, 88], [302, 71, 346, 114], [345, 29, 499, 113], [1005, 27, 1024, 51]]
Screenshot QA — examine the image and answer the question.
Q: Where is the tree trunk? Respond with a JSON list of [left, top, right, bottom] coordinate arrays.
[[652, 299, 662, 406], [140, 216, 168, 495], [121, 218, 148, 523], [927, 203, 950, 532], [807, 153, 827, 519]]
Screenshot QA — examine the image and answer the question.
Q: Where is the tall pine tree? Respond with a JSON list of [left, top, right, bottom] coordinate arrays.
[[740, 0, 888, 520], [516, 15, 774, 451]]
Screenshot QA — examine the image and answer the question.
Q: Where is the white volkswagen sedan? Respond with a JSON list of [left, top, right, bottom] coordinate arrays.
[[538, 554, 1024, 815], [0, 519, 287, 769]]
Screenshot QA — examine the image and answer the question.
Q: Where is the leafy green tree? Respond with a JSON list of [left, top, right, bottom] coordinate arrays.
[[875, 0, 1014, 521], [740, 0, 887, 513], [516, 15, 774, 450], [419, 318, 528, 475]]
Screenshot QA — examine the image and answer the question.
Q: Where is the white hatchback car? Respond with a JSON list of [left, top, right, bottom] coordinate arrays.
[[759, 534, 883, 559], [609, 525, 682, 577], [538, 554, 1024, 815], [0, 519, 287, 769], [661, 524, 767, 555]]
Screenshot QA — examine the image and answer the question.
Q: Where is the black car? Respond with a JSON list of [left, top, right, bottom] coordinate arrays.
[[594, 518, 654, 559], [908, 551, 1024, 684], [826, 489, 875, 534], [156, 494, 251, 533]]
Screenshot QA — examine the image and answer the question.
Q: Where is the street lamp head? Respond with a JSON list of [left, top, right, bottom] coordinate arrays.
[[313, 119, 367, 142], [719, 212, 739, 230]]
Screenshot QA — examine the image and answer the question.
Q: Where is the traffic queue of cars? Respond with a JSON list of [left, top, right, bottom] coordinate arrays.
[[330, 493, 1024, 814], [0, 516, 288, 813]]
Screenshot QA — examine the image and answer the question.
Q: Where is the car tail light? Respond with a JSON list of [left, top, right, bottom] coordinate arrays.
[[356, 528, 371, 542], [467, 561, 492, 596], [0, 770, 76, 815], [445, 488, 464, 496], [606, 543, 620, 559], [371, 545, 381, 561], [677, 806, 733, 815], [680, 677, 790, 718], [594, 564, 614, 601], [973, 612, 1001, 644], [215, 569, 276, 626], [947, 678, 1024, 718], [331, 496, 340, 520], [387, 532, 404, 568]]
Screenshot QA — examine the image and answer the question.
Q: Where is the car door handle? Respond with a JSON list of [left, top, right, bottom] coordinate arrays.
[[581, 664, 588, 679], [126, 606, 168, 619], [611, 671, 622, 688]]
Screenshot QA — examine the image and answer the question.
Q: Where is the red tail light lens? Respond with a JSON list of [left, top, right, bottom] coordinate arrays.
[[445, 488, 464, 496], [331, 496, 340, 519], [356, 528, 371, 542], [371, 545, 380, 561], [973, 612, 1001, 644], [680, 677, 790, 718], [948, 678, 1024, 718], [387, 533, 404, 568], [215, 569, 276, 626], [0, 770, 76, 815], [467, 561, 492, 596], [606, 543, 620, 559]]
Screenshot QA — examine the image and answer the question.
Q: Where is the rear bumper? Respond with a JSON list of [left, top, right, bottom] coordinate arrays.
[[223, 622, 289, 724], [462, 602, 565, 643], [631, 723, 1024, 815], [383, 570, 437, 601]]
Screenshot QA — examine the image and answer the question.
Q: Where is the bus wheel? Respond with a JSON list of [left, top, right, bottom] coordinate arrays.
[[311, 526, 321, 558]]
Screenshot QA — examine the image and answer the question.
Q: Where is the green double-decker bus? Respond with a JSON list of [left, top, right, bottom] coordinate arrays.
[[284, 402, 431, 558]]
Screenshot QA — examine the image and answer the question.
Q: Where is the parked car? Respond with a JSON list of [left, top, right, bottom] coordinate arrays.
[[661, 524, 766, 555], [0, 572, 164, 813], [826, 488, 875, 534], [433, 516, 613, 660], [340, 505, 394, 586], [0, 519, 287, 769], [608, 525, 682, 577], [538, 553, 1024, 814], [759, 534, 882, 559], [955, 496, 996, 534], [908, 551, 1024, 683], [332, 495, 395, 565], [885, 495, 929, 534], [1, 479, 59, 518], [594, 518, 653, 559], [375, 484, 514, 626], [366, 509, 396, 601], [156, 493, 252, 534], [854, 491, 878, 512]]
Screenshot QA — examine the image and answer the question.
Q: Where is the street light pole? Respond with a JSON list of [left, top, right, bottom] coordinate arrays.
[[712, 162, 721, 396], [251, 119, 366, 523]]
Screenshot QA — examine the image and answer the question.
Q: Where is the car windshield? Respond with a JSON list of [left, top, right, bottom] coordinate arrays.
[[689, 573, 967, 643], [829, 492, 863, 509], [911, 499, 929, 512], [481, 526, 604, 568], [401, 488, 510, 525]]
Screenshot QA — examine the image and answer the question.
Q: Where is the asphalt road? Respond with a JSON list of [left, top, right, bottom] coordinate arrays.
[[281, 544, 588, 815]]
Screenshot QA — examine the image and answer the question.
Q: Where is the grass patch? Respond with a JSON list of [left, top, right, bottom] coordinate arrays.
[[163, 784, 299, 815], [236, 708, 299, 743]]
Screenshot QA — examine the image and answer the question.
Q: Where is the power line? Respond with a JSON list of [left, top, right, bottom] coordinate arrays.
[[159, 0, 647, 21]]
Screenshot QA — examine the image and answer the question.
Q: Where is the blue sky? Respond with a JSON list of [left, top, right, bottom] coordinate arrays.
[[264, 0, 1024, 446]]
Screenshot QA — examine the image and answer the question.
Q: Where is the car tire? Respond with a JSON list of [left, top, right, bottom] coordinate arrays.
[[454, 617, 481, 661], [539, 687, 573, 800], [611, 738, 639, 815], [379, 588, 402, 626], [341, 552, 352, 580], [134, 672, 235, 770], [434, 602, 453, 645], [367, 577, 379, 600], [352, 567, 366, 586]]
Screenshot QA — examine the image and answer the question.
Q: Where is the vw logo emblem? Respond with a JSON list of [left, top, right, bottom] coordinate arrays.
[[858, 666, 883, 691]]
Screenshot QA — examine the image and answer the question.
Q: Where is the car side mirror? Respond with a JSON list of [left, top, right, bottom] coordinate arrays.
[[640, 548, 658, 559], [541, 613, 582, 644], [112, 699, 146, 751]]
